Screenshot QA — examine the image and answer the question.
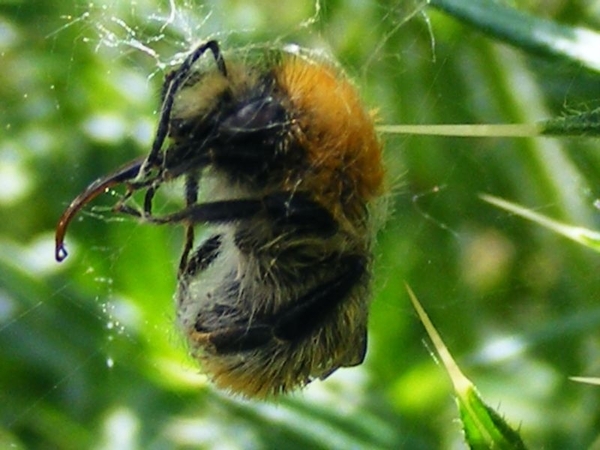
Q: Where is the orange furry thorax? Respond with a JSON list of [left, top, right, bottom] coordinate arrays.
[[276, 56, 384, 221]]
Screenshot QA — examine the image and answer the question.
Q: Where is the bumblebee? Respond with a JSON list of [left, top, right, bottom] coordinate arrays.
[[55, 40, 384, 398]]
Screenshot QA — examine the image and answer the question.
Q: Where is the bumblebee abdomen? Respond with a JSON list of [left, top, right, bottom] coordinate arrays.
[[177, 226, 369, 397]]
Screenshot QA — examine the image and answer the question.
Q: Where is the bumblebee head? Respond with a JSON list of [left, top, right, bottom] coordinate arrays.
[[165, 46, 384, 220]]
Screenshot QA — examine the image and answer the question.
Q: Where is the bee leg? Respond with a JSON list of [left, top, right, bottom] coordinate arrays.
[[273, 255, 366, 341], [181, 234, 222, 279], [131, 192, 337, 236], [154, 199, 266, 224], [194, 324, 273, 354], [262, 192, 337, 235], [272, 253, 369, 369], [179, 173, 200, 273], [145, 40, 226, 170]]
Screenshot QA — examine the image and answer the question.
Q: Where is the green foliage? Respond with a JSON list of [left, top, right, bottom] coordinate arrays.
[[482, 194, 600, 252], [459, 388, 528, 450], [2, 0, 600, 448], [407, 285, 528, 449], [430, 0, 600, 72], [541, 108, 600, 137]]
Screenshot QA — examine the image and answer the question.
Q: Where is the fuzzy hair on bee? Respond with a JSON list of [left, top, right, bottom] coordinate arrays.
[[55, 40, 385, 398]]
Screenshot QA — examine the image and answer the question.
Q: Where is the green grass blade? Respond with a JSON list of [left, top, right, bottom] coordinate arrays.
[[406, 285, 528, 450], [540, 108, 600, 137], [481, 194, 600, 252], [569, 377, 600, 386], [429, 0, 600, 73], [379, 106, 600, 137]]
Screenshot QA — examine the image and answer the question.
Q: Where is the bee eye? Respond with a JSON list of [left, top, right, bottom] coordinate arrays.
[[220, 96, 287, 135]]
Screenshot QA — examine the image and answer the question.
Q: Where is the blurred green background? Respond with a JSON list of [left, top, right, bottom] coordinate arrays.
[[2, 0, 600, 448]]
